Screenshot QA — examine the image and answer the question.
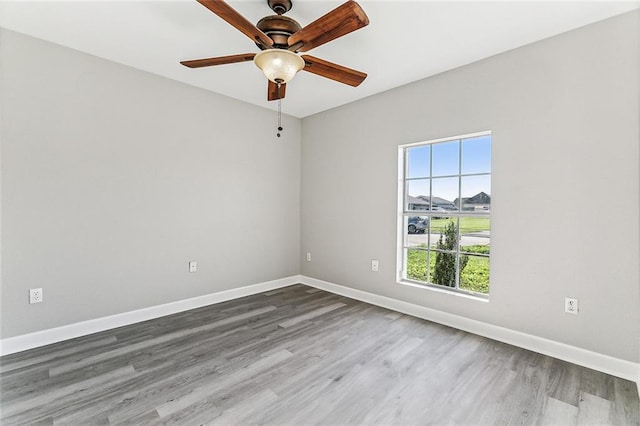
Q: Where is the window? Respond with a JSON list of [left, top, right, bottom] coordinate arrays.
[[398, 132, 491, 296]]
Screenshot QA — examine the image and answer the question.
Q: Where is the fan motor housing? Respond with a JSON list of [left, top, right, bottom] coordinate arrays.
[[256, 15, 301, 48]]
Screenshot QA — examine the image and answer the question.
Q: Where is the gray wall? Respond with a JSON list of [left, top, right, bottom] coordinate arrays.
[[1, 30, 301, 338], [301, 11, 640, 362]]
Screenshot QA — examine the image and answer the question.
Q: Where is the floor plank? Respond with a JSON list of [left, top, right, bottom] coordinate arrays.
[[539, 396, 579, 425], [578, 392, 615, 425]]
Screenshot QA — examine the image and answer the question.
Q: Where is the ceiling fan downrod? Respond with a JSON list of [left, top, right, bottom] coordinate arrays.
[[267, 0, 292, 15]]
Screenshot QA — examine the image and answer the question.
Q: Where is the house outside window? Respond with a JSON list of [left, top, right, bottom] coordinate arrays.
[[398, 132, 491, 296]]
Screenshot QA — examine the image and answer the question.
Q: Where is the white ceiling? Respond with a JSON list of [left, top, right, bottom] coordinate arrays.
[[1, 1, 638, 118]]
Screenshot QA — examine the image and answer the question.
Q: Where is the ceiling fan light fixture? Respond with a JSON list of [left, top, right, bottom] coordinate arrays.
[[254, 49, 304, 84]]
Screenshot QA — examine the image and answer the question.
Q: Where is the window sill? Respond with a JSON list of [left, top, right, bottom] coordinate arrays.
[[398, 279, 489, 302]]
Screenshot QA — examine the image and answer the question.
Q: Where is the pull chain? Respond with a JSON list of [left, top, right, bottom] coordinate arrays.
[[276, 84, 283, 138]]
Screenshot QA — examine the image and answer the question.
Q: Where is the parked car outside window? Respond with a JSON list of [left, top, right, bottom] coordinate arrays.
[[408, 216, 429, 234]]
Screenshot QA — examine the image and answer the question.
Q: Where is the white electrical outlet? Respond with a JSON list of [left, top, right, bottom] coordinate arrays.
[[371, 259, 379, 272], [306, 252, 311, 262], [565, 297, 578, 314], [29, 288, 43, 304], [189, 261, 197, 273]]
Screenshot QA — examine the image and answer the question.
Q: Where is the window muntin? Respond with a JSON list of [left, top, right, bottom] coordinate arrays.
[[399, 132, 491, 296]]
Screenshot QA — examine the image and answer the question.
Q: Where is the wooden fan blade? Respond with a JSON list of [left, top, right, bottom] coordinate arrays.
[[288, 0, 369, 52], [302, 55, 367, 87], [268, 80, 286, 101], [196, 0, 273, 48], [180, 53, 256, 68]]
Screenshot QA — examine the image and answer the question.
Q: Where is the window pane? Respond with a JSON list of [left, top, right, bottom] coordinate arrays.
[[429, 250, 457, 288], [432, 140, 459, 177], [429, 218, 458, 250], [407, 145, 430, 179], [406, 179, 430, 211], [406, 216, 429, 247], [432, 177, 458, 212], [459, 217, 490, 255], [462, 135, 491, 174], [460, 175, 491, 212], [406, 248, 428, 282], [460, 255, 490, 294]]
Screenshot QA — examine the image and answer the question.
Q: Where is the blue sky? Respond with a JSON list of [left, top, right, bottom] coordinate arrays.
[[407, 135, 491, 202]]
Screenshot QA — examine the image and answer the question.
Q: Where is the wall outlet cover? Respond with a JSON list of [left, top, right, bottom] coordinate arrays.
[[29, 288, 43, 304], [565, 297, 578, 314]]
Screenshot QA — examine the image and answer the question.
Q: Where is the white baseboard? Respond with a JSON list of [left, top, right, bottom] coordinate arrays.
[[300, 275, 640, 385], [0, 275, 301, 356]]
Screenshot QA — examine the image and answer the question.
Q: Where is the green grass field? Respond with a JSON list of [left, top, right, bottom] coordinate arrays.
[[430, 217, 490, 234]]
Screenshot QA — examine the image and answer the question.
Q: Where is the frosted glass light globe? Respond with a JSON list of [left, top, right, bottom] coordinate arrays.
[[254, 49, 305, 84]]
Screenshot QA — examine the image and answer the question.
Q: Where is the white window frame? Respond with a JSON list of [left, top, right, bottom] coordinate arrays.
[[396, 131, 491, 298]]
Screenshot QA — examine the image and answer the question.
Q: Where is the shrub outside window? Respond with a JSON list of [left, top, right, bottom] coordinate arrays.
[[398, 132, 491, 296]]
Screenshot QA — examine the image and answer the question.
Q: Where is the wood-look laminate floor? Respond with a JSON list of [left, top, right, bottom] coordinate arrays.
[[1, 284, 638, 425]]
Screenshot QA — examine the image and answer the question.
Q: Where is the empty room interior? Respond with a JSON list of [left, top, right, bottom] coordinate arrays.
[[1, 0, 639, 424]]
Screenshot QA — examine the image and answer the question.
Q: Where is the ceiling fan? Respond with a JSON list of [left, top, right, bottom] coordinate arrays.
[[181, 0, 370, 101]]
